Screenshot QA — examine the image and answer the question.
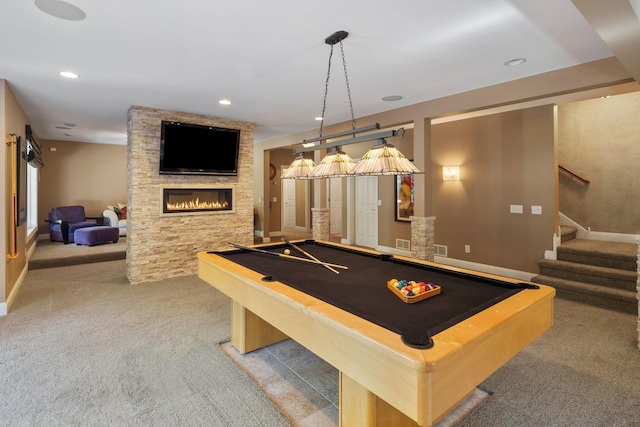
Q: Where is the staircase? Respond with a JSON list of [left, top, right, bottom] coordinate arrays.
[[532, 226, 639, 314]]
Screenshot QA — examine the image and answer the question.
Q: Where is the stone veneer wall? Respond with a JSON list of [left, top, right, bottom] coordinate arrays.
[[126, 106, 254, 284]]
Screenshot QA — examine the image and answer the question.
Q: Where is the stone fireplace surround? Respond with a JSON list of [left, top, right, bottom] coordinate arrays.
[[126, 106, 254, 284]]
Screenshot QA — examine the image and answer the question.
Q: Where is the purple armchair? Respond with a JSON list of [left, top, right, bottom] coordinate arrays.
[[47, 205, 101, 244]]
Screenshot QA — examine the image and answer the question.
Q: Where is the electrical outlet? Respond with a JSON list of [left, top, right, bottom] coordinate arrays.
[[464, 245, 471, 253]]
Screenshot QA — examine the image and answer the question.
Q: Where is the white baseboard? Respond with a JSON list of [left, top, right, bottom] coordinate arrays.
[[376, 245, 412, 258], [374, 245, 535, 281], [560, 213, 639, 243], [2, 262, 29, 316], [434, 256, 536, 282]]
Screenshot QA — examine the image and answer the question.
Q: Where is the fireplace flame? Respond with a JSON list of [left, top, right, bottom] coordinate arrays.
[[166, 197, 229, 211]]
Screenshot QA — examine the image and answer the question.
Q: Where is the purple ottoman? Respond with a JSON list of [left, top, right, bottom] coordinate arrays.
[[74, 226, 120, 246]]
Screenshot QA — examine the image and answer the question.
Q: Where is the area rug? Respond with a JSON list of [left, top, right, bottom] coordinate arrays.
[[222, 340, 490, 427]]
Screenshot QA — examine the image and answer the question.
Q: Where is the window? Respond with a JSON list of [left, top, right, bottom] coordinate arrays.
[[27, 164, 38, 238]]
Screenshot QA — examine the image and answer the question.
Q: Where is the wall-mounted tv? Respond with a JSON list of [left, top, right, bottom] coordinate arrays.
[[160, 121, 240, 176]]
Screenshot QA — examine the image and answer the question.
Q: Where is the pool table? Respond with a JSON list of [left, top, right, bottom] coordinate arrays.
[[198, 240, 554, 427]]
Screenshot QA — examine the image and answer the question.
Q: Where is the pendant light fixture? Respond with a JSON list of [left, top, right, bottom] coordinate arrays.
[[350, 138, 421, 176], [282, 30, 421, 179], [280, 154, 316, 179]]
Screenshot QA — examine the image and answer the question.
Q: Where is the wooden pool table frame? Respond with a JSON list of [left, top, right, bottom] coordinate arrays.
[[198, 241, 555, 427]]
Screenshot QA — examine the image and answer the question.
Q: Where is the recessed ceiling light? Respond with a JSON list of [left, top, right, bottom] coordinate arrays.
[[219, 99, 231, 105], [382, 95, 403, 102], [504, 58, 526, 67], [60, 71, 79, 79], [35, 0, 86, 21], [314, 117, 323, 121]]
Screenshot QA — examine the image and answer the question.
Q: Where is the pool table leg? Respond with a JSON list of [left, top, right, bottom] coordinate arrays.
[[231, 300, 289, 354], [340, 372, 419, 427]]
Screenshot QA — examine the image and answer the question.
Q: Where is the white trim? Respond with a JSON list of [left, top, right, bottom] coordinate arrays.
[[375, 244, 536, 281], [2, 262, 29, 316], [434, 256, 536, 282], [560, 212, 639, 243], [376, 245, 412, 258]]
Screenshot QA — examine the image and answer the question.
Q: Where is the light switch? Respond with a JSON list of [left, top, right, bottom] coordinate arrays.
[[510, 204, 523, 214], [272, 197, 277, 202], [531, 205, 542, 215]]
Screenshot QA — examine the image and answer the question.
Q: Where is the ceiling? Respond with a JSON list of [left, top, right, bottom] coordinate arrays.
[[1, 0, 639, 146]]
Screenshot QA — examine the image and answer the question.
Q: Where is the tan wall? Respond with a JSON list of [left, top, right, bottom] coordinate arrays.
[[2, 81, 29, 301], [558, 91, 640, 234], [38, 140, 127, 232], [255, 59, 636, 274], [432, 105, 557, 273], [268, 148, 293, 233], [126, 106, 254, 284]]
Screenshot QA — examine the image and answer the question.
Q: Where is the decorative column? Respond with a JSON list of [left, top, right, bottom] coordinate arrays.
[[312, 208, 330, 241], [410, 216, 436, 261]]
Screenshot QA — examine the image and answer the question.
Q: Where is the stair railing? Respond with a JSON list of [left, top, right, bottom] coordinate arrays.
[[559, 164, 590, 184]]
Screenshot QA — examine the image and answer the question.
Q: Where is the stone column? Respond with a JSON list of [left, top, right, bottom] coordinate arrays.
[[312, 208, 330, 241], [410, 216, 436, 261]]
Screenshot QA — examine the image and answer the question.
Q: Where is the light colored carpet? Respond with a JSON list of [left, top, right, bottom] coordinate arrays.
[[4, 247, 640, 426], [0, 260, 291, 426], [29, 236, 126, 269]]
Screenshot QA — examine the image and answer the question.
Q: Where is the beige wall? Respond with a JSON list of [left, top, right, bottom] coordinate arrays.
[[38, 139, 127, 232], [558, 91, 640, 234], [2, 81, 29, 303], [432, 106, 557, 272], [255, 58, 636, 274], [268, 148, 293, 233]]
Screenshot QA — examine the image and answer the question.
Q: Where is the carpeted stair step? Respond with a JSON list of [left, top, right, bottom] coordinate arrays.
[[560, 225, 577, 243], [558, 239, 637, 271], [531, 274, 637, 314], [537, 259, 637, 291]]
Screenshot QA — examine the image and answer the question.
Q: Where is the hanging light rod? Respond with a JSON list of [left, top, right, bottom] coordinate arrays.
[[294, 129, 399, 154], [302, 123, 380, 145], [325, 30, 349, 45]]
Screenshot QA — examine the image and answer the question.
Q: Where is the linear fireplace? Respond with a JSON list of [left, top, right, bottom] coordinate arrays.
[[162, 188, 233, 214]]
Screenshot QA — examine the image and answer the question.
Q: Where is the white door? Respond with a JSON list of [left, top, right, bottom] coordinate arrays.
[[355, 176, 378, 249], [329, 178, 342, 235], [282, 169, 296, 230]]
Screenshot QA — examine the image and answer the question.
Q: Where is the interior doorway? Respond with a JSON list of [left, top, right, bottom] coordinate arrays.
[[329, 178, 342, 235], [355, 176, 378, 249]]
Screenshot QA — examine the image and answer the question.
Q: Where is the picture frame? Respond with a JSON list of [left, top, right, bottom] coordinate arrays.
[[395, 174, 414, 221]]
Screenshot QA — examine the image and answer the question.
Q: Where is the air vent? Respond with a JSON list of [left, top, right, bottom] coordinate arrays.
[[434, 244, 448, 257], [395, 238, 410, 250]]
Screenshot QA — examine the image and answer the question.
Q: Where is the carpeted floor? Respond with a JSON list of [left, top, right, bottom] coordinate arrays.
[[29, 236, 126, 269], [3, 243, 640, 426], [1, 259, 292, 426]]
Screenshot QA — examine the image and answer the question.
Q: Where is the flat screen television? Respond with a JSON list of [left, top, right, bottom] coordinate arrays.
[[159, 121, 240, 176]]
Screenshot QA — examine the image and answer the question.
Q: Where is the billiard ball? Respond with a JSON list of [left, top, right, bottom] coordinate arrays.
[[284, 249, 291, 255]]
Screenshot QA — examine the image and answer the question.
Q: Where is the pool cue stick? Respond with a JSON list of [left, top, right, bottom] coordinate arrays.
[[227, 243, 348, 270], [283, 238, 340, 275]]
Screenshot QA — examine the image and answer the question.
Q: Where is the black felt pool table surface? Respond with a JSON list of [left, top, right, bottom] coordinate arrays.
[[214, 240, 535, 348]]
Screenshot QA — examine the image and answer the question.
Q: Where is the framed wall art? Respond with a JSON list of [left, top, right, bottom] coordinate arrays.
[[395, 174, 414, 221]]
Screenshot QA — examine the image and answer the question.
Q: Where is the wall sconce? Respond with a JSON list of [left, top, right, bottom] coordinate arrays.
[[442, 166, 460, 181]]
